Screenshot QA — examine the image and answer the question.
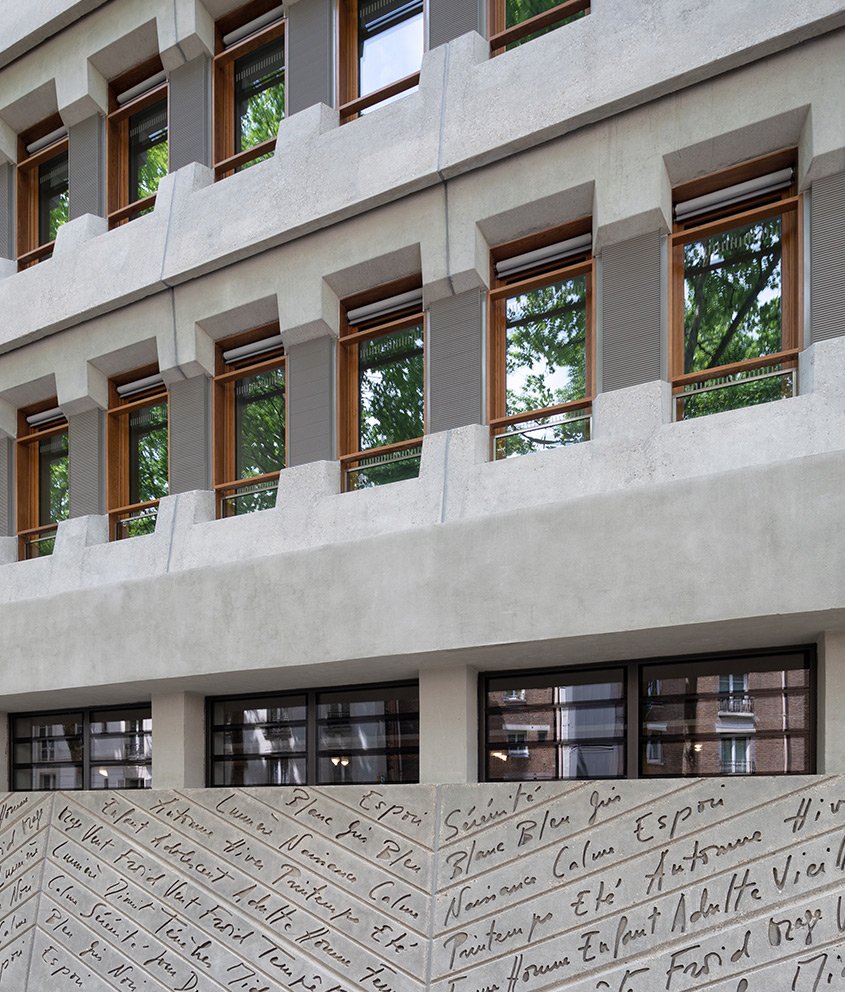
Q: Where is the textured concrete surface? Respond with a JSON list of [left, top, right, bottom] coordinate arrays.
[[0, 779, 844, 989]]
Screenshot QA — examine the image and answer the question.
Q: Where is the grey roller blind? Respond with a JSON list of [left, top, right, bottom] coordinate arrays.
[[287, 0, 333, 114], [69, 114, 105, 219], [0, 436, 12, 536], [429, 0, 483, 47], [0, 162, 13, 258], [168, 55, 211, 170], [811, 172, 845, 343], [169, 375, 211, 493], [428, 289, 484, 432], [601, 231, 662, 392], [69, 409, 105, 517], [287, 336, 334, 465]]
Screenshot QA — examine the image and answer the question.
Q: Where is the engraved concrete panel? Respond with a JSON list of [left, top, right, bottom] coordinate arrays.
[[1, 782, 844, 989]]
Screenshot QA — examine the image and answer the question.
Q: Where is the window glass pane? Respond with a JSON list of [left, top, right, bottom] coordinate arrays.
[[683, 217, 783, 375], [641, 654, 811, 776], [213, 757, 306, 787], [486, 669, 624, 781], [235, 39, 285, 163], [358, 323, 424, 450], [212, 696, 307, 726], [15, 766, 82, 791], [235, 367, 285, 479], [38, 152, 69, 244], [345, 446, 422, 490], [129, 401, 168, 504], [505, 273, 587, 417], [504, 0, 587, 47], [493, 410, 590, 459], [359, 0, 424, 99], [38, 431, 69, 526], [128, 100, 168, 203], [318, 752, 418, 785], [90, 765, 152, 789]]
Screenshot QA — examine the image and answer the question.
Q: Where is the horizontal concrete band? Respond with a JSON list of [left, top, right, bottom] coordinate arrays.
[[0, 778, 842, 990]]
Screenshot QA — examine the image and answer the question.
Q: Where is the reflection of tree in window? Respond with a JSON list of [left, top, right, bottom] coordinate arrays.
[[501, 0, 587, 49], [38, 431, 69, 528], [234, 368, 285, 512], [129, 402, 169, 508], [129, 101, 168, 203], [358, 326, 424, 449], [235, 40, 284, 167], [38, 154, 69, 244]]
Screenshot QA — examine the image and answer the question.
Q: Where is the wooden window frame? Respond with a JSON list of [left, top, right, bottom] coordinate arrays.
[[16, 115, 68, 270], [16, 400, 68, 560], [480, 645, 816, 782], [207, 680, 419, 787], [213, 1, 286, 180], [337, 0, 424, 124], [669, 149, 801, 420], [488, 219, 595, 454], [106, 367, 169, 541], [10, 704, 152, 791], [213, 322, 287, 518], [107, 56, 168, 229], [488, 0, 589, 54], [338, 277, 426, 490]]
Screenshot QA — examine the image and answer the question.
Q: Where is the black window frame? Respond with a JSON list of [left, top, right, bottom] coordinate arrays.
[[207, 680, 420, 787], [10, 704, 153, 792], [479, 645, 816, 782]]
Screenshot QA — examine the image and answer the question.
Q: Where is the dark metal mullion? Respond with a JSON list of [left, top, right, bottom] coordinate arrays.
[[82, 711, 91, 790], [306, 690, 318, 785], [627, 664, 640, 779]]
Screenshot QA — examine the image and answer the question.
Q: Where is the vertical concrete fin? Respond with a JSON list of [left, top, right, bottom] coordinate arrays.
[[287, 335, 334, 465], [601, 230, 662, 392], [0, 162, 13, 259], [69, 408, 105, 518], [169, 374, 211, 493], [0, 435, 13, 535], [168, 54, 211, 170], [428, 288, 484, 432], [287, 0, 334, 114], [429, 0, 484, 47], [810, 171, 845, 343], [68, 114, 105, 219]]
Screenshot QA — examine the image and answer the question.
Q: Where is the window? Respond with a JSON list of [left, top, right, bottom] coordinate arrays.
[[338, 0, 424, 123], [213, 2, 285, 180], [208, 683, 419, 786], [339, 282, 425, 489], [489, 0, 588, 54], [12, 706, 152, 790], [16, 402, 69, 559], [670, 150, 800, 419], [483, 648, 814, 780], [489, 221, 594, 458], [485, 669, 625, 780], [107, 57, 168, 227], [107, 368, 168, 539], [213, 324, 286, 516], [16, 116, 69, 268]]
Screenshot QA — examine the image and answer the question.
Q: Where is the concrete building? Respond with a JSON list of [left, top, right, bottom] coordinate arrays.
[[0, 1, 844, 989]]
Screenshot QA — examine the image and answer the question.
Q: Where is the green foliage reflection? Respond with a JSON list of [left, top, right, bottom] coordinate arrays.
[[504, 0, 586, 48], [129, 402, 168, 505]]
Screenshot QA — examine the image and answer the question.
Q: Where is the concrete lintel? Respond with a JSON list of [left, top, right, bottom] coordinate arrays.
[[0, 118, 16, 165], [56, 60, 108, 126], [279, 279, 340, 346], [56, 361, 109, 415], [157, 0, 215, 71], [0, 398, 16, 438], [53, 213, 108, 257], [151, 690, 206, 787]]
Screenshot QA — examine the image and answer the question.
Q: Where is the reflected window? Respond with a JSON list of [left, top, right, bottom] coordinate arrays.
[[209, 684, 419, 786], [107, 369, 168, 540], [340, 284, 425, 490], [16, 403, 69, 559], [12, 706, 152, 791], [485, 669, 625, 781], [489, 0, 589, 53], [213, 5, 285, 179], [640, 650, 812, 777], [16, 117, 68, 268], [340, 0, 424, 121], [489, 223, 593, 459], [108, 57, 168, 226], [671, 151, 799, 419], [214, 325, 286, 517]]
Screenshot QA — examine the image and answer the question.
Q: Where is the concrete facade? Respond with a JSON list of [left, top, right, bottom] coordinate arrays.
[[0, 0, 844, 986]]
